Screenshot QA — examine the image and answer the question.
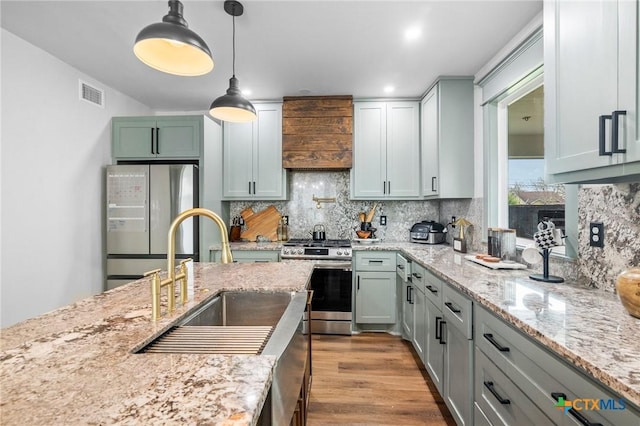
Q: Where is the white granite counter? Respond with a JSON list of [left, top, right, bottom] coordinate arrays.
[[353, 242, 640, 409], [0, 261, 314, 425]]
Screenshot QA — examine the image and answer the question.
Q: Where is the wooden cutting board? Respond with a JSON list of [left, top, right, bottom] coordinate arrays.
[[240, 206, 282, 242]]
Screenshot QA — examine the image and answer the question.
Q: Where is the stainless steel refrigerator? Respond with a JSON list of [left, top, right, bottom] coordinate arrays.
[[106, 164, 199, 290]]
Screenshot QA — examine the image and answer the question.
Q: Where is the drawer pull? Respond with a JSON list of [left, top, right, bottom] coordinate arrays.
[[551, 393, 603, 426], [484, 381, 511, 405], [425, 285, 438, 294], [483, 333, 510, 352], [412, 272, 422, 279], [397, 264, 405, 270], [369, 260, 384, 264], [438, 318, 446, 344], [445, 302, 461, 314]]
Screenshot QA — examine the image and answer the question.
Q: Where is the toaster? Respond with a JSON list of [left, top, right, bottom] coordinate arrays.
[[410, 220, 446, 244]]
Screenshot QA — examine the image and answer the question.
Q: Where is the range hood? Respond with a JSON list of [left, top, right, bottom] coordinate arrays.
[[282, 95, 353, 169]]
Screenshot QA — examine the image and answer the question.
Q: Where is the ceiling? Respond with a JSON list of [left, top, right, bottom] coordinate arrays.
[[1, 1, 542, 112]]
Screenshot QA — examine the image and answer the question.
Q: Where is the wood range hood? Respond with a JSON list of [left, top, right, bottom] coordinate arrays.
[[282, 95, 353, 170]]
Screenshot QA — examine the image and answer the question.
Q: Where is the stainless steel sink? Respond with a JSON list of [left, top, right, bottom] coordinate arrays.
[[132, 290, 310, 426]]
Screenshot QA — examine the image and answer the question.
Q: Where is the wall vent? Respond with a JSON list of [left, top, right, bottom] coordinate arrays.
[[79, 80, 104, 107]]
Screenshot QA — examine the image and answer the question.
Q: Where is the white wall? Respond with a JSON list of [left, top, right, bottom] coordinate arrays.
[[0, 29, 152, 327]]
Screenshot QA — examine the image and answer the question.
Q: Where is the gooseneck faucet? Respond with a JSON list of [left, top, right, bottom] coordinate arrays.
[[145, 208, 233, 320]]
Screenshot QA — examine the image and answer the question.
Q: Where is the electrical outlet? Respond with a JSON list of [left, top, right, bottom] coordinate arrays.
[[589, 222, 604, 247], [451, 216, 457, 228], [380, 215, 387, 226], [283, 215, 289, 225]]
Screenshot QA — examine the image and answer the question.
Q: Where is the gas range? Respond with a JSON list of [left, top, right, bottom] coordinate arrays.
[[281, 239, 352, 260]]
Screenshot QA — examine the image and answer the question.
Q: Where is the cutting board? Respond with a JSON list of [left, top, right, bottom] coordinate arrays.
[[240, 206, 282, 242], [465, 255, 527, 270]]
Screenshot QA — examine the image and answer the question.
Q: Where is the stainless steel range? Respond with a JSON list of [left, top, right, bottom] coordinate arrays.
[[281, 239, 353, 335]]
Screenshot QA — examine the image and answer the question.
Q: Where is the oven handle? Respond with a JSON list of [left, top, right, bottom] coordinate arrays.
[[313, 262, 353, 271]]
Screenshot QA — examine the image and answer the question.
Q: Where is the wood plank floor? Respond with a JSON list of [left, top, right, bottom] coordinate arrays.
[[306, 333, 456, 425]]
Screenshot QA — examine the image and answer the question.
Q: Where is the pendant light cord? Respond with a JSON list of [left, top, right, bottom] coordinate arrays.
[[232, 14, 236, 78]]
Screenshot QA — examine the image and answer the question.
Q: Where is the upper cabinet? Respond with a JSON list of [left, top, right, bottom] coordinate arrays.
[[544, 0, 639, 183], [351, 101, 420, 199], [112, 116, 201, 159], [222, 103, 288, 200], [421, 78, 474, 199]]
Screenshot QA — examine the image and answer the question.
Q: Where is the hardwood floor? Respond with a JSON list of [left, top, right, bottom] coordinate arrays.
[[306, 333, 456, 425]]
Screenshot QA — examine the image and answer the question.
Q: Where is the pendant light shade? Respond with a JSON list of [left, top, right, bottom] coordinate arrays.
[[209, 0, 257, 122], [134, 0, 213, 76]]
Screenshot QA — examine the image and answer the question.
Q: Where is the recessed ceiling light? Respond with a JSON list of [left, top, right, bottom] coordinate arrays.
[[405, 26, 422, 41], [384, 86, 395, 93]]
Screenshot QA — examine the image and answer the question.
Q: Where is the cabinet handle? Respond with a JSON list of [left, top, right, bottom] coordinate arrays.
[[435, 316, 442, 340], [551, 393, 603, 426], [387, 181, 391, 194], [150, 128, 155, 154], [425, 285, 438, 294], [438, 319, 446, 344], [599, 115, 613, 156], [412, 272, 422, 279], [357, 276, 360, 291], [406, 285, 411, 302], [383, 181, 386, 194], [612, 110, 627, 153], [248, 182, 252, 194], [253, 181, 256, 194], [397, 264, 405, 270], [483, 333, 510, 352], [409, 286, 413, 304], [155, 127, 160, 154], [484, 381, 511, 405], [445, 301, 461, 314], [431, 176, 437, 192], [369, 260, 383, 264]]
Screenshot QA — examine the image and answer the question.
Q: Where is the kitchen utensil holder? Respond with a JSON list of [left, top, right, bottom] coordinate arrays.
[[529, 248, 564, 283]]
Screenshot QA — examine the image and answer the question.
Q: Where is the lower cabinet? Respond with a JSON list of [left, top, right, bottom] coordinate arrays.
[[411, 263, 427, 363], [355, 251, 397, 325], [425, 297, 444, 394]]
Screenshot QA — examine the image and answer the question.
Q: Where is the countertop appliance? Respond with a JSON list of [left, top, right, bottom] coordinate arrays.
[[281, 239, 352, 335], [410, 220, 446, 244], [106, 164, 199, 289]]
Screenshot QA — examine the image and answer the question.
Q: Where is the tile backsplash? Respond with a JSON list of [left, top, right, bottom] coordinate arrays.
[[229, 171, 640, 293]]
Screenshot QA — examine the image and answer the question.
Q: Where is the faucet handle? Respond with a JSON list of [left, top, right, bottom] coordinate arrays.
[[145, 269, 163, 321], [144, 268, 162, 277]]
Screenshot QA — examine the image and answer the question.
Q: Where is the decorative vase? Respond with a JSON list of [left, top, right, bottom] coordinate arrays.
[[616, 267, 640, 319]]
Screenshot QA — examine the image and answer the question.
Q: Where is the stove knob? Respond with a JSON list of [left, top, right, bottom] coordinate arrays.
[[297, 248, 304, 255], [345, 249, 351, 256], [336, 250, 342, 255], [283, 249, 289, 255]]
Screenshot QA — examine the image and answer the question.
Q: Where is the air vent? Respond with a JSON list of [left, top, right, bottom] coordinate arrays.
[[79, 80, 104, 107]]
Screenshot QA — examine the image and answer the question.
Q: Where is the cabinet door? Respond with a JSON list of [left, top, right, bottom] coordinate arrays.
[[545, 0, 636, 177], [351, 102, 387, 198], [425, 298, 444, 394], [401, 282, 414, 338], [223, 121, 254, 198], [386, 102, 420, 198], [253, 104, 286, 199], [156, 117, 200, 158], [444, 320, 473, 426], [421, 87, 439, 196], [355, 271, 396, 324], [412, 286, 427, 363], [112, 118, 157, 158]]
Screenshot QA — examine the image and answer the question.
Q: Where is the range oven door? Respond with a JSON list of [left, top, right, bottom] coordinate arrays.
[[309, 262, 352, 335]]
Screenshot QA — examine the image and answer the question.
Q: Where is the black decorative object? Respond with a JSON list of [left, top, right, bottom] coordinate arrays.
[[134, 0, 213, 76], [530, 218, 564, 283], [209, 0, 257, 122], [529, 248, 564, 283]]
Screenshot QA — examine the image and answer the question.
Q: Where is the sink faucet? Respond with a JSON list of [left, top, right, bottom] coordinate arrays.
[[146, 208, 233, 320]]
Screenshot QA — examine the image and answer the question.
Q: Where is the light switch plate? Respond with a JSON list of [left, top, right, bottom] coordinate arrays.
[[589, 222, 604, 247]]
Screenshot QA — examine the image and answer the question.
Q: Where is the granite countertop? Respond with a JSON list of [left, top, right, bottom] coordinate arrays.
[[354, 241, 640, 409], [210, 242, 284, 251], [0, 261, 314, 425]]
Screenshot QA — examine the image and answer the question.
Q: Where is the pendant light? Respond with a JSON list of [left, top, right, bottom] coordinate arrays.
[[209, 0, 257, 123], [134, 0, 213, 76]]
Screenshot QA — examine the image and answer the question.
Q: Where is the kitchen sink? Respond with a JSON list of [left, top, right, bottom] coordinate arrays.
[[132, 290, 310, 425]]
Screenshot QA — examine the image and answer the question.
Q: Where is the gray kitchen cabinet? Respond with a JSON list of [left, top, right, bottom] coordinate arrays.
[[410, 263, 427, 363], [209, 249, 280, 263], [442, 284, 474, 426], [222, 103, 288, 200], [397, 253, 414, 339], [351, 101, 420, 199], [423, 268, 444, 394], [544, 0, 640, 184], [475, 304, 640, 426], [112, 116, 201, 159], [355, 251, 397, 324], [421, 78, 474, 199]]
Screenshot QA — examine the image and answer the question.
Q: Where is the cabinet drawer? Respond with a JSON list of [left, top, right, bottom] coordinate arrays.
[[423, 268, 443, 306], [232, 250, 280, 263], [355, 251, 395, 272], [410, 262, 426, 294], [475, 305, 640, 426], [396, 253, 411, 282], [475, 347, 552, 426], [442, 284, 472, 339]]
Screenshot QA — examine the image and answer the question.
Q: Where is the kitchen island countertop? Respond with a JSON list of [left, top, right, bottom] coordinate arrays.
[[0, 261, 314, 425]]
